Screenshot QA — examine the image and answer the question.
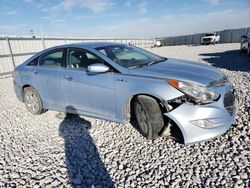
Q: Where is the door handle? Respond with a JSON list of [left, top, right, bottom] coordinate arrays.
[[64, 76, 73, 81], [32, 70, 38, 75]]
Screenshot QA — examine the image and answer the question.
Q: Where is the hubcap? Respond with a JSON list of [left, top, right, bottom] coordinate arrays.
[[135, 102, 149, 134], [24, 90, 39, 113]]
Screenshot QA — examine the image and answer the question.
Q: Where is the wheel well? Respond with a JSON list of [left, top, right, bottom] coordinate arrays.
[[128, 94, 164, 121], [21, 84, 31, 101], [127, 94, 184, 143], [22, 84, 31, 89]]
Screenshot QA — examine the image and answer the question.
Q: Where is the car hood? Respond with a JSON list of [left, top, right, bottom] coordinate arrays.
[[128, 58, 225, 86]]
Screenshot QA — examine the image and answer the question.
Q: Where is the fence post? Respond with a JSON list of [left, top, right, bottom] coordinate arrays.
[[6, 37, 16, 68], [41, 36, 46, 49], [230, 29, 233, 43]]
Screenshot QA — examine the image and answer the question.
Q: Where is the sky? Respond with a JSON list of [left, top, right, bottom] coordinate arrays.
[[0, 0, 249, 38]]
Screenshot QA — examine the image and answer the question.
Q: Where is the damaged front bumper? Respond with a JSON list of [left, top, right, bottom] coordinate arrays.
[[164, 87, 236, 144]]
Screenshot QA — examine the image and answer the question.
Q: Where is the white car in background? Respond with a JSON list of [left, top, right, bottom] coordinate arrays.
[[240, 32, 250, 56], [201, 33, 220, 45]]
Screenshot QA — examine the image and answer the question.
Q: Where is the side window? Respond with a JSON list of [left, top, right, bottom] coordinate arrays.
[[27, 58, 38, 66], [39, 50, 63, 67], [68, 49, 104, 69], [99, 49, 107, 56]]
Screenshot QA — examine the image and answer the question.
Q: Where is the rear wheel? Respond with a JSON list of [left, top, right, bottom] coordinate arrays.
[[23, 87, 45, 115], [134, 95, 164, 140]]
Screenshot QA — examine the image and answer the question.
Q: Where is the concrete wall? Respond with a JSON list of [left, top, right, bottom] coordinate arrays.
[[0, 37, 156, 76], [157, 27, 250, 46]]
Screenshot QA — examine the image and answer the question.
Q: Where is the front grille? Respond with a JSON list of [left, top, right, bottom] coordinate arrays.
[[203, 38, 212, 41], [224, 91, 235, 115]]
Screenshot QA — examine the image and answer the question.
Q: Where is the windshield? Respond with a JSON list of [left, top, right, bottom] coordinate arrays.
[[205, 34, 215, 37], [96, 45, 166, 68]]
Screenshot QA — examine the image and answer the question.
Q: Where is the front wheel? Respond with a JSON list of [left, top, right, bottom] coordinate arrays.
[[134, 95, 165, 140], [23, 87, 45, 115]]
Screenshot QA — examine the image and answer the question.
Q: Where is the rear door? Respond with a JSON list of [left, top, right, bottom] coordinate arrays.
[[62, 48, 116, 118], [33, 49, 66, 110]]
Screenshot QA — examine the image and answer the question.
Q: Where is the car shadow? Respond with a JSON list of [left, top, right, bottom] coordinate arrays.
[[199, 50, 250, 72], [130, 119, 184, 144], [58, 110, 114, 187]]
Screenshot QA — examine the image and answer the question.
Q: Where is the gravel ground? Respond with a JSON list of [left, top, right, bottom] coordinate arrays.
[[0, 43, 249, 187]]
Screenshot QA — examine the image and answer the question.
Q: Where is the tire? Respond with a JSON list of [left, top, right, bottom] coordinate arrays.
[[23, 87, 45, 115], [134, 95, 164, 140]]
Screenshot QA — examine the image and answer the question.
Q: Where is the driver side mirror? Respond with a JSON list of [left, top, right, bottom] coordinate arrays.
[[87, 63, 109, 73]]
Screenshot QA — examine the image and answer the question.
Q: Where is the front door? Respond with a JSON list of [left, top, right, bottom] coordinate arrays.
[[62, 48, 116, 118]]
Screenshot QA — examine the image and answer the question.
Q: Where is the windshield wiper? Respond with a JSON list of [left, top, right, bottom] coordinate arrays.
[[147, 57, 167, 66], [128, 57, 167, 69], [128, 64, 145, 69]]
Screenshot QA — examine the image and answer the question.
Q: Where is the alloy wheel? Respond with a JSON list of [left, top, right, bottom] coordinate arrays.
[[134, 101, 149, 134], [24, 90, 39, 114]]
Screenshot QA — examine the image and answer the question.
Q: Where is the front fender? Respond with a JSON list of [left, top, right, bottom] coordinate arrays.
[[114, 74, 184, 122]]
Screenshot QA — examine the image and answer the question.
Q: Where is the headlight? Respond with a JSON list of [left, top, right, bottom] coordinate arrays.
[[167, 80, 220, 104]]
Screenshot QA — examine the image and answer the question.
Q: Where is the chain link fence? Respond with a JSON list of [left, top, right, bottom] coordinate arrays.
[[0, 37, 156, 76]]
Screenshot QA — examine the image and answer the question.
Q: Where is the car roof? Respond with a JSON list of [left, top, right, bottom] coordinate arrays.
[[47, 42, 124, 51]]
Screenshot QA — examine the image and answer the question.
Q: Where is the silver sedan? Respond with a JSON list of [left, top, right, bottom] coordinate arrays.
[[13, 42, 236, 144]]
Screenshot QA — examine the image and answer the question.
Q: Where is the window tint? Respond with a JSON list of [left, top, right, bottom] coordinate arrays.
[[27, 58, 38, 66], [68, 49, 104, 69], [39, 50, 63, 67]]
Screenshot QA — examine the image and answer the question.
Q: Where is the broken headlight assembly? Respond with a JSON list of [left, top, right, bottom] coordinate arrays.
[[167, 80, 220, 104]]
